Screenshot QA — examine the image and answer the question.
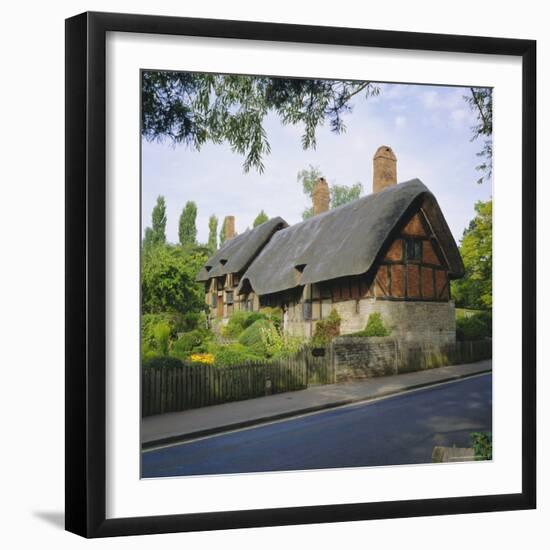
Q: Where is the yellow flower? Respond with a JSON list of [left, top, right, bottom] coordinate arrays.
[[189, 353, 215, 364]]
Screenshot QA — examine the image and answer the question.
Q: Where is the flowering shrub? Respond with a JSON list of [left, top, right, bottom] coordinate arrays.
[[171, 328, 212, 359], [189, 353, 215, 364]]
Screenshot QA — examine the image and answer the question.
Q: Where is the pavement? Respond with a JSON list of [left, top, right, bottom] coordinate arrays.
[[141, 359, 492, 449]]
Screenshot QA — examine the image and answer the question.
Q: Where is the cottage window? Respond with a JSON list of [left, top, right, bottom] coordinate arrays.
[[211, 293, 217, 308], [241, 295, 253, 311], [406, 239, 423, 262], [226, 290, 234, 305]]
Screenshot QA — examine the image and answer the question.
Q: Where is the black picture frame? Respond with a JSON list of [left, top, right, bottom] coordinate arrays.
[[65, 11, 536, 538]]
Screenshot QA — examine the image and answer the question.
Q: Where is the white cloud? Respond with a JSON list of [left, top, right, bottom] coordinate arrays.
[[394, 115, 407, 128], [450, 108, 468, 126], [421, 90, 439, 108]]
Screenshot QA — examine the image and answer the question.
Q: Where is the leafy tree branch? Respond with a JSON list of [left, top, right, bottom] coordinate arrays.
[[142, 72, 380, 173]]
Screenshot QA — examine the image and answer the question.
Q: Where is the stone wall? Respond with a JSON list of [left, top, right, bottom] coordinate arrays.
[[332, 337, 492, 382], [332, 337, 398, 380], [271, 281, 456, 347], [332, 298, 456, 346]]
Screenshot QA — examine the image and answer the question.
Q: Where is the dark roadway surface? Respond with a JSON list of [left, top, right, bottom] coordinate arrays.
[[142, 373, 492, 478]]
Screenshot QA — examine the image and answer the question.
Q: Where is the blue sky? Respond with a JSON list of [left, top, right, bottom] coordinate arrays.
[[141, 81, 492, 245]]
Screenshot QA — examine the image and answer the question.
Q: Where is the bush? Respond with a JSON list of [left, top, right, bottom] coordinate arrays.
[[180, 311, 203, 332], [456, 311, 492, 341], [364, 312, 391, 337], [471, 432, 492, 460], [238, 319, 273, 355], [260, 323, 304, 358], [222, 311, 267, 339], [209, 343, 263, 366], [142, 355, 183, 369], [141, 312, 186, 351], [346, 312, 391, 338], [311, 309, 341, 347], [152, 322, 171, 355], [170, 328, 212, 359], [259, 307, 283, 330]]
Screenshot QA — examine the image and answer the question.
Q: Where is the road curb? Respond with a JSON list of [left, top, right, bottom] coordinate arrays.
[[142, 368, 492, 451]]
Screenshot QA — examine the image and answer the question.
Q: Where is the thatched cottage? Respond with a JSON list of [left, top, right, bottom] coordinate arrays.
[[197, 146, 464, 345]]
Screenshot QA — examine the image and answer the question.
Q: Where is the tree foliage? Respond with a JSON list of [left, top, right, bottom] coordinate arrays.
[[207, 214, 218, 252], [142, 72, 380, 173], [219, 220, 226, 247], [466, 88, 493, 184], [297, 164, 324, 196], [143, 195, 167, 249], [331, 182, 363, 208], [253, 210, 269, 227], [297, 165, 363, 219], [142, 72, 491, 186], [141, 244, 207, 315], [297, 165, 323, 219], [178, 200, 198, 247], [452, 200, 492, 309]]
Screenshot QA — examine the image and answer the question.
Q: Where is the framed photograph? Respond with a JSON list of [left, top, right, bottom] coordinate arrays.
[[65, 11, 536, 538]]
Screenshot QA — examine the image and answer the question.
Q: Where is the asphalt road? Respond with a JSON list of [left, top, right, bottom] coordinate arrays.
[[142, 373, 492, 478]]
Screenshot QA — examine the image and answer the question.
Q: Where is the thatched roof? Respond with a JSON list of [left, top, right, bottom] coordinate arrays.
[[196, 216, 288, 282], [237, 179, 464, 295]]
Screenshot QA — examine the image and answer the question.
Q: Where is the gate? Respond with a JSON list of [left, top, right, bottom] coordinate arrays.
[[302, 345, 335, 386]]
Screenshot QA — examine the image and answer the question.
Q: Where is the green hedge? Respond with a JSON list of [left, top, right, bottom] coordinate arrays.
[[222, 311, 267, 339], [209, 342, 263, 366], [142, 356, 184, 369], [238, 319, 273, 355], [171, 328, 212, 359], [456, 311, 492, 341]]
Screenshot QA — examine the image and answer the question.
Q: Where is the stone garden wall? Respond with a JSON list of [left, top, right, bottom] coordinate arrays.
[[332, 336, 492, 382]]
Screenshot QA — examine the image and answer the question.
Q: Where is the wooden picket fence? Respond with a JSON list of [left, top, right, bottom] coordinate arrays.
[[399, 339, 492, 373], [142, 347, 334, 417]]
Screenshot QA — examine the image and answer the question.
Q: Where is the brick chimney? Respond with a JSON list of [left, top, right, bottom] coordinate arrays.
[[312, 177, 330, 215], [373, 145, 397, 193], [223, 215, 236, 240]]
